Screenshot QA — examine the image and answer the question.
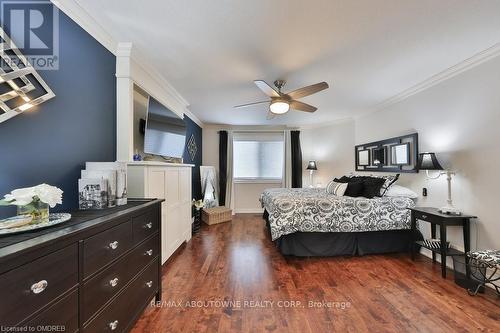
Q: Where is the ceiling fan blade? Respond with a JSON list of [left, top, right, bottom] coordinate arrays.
[[254, 80, 281, 98], [287, 82, 329, 99], [289, 100, 317, 113], [233, 100, 270, 108], [266, 111, 277, 120]]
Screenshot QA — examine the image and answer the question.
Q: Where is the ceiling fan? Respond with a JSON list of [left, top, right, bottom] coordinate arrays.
[[234, 79, 329, 119]]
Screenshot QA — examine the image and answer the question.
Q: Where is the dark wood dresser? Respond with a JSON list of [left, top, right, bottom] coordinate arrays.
[[0, 199, 163, 332]]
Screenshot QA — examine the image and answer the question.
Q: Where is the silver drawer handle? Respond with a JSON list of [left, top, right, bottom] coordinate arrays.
[[108, 320, 119, 331], [109, 241, 119, 250], [145, 249, 153, 256], [421, 215, 428, 219], [109, 277, 119, 287], [146, 281, 153, 288], [30, 280, 48, 294], [144, 222, 153, 229]]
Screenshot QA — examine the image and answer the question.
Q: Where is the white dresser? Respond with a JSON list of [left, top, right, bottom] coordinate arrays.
[[127, 161, 193, 264]]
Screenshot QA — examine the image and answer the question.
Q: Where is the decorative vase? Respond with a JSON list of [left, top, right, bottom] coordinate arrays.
[[17, 200, 50, 224]]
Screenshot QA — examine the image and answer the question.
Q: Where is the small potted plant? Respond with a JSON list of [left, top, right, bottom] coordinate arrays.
[[192, 199, 205, 234], [0, 184, 63, 224]]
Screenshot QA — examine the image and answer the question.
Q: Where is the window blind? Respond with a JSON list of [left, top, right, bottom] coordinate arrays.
[[233, 132, 284, 181]]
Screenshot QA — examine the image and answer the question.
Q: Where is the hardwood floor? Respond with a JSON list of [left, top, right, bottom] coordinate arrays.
[[132, 214, 500, 333]]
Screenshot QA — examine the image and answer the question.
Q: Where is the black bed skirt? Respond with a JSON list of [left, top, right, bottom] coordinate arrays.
[[263, 210, 423, 257]]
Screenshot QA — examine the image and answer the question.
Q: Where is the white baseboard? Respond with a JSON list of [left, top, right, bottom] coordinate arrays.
[[234, 208, 264, 214]]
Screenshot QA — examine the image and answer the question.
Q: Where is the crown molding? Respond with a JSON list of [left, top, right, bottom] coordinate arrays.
[[51, 0, 116, 53], [372, 42, 500, 113], [183, 110, 204, 128], [116, 42, 133, 57]]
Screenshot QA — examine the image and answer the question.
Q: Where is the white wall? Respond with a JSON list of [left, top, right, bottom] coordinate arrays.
[[356, 55, 500, 255], [300, 120, 355, 187], [233, 182, 282, 213], [202, 125, 221, 172]]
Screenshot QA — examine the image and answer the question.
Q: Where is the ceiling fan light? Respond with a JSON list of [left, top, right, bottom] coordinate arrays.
[[269, 101, 289, 114]]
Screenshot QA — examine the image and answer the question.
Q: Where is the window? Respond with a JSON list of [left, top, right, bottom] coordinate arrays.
[[233, 132, 284, 182]]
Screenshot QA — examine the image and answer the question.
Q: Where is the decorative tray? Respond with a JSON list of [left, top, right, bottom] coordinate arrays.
[[0, 213, 72, 236]]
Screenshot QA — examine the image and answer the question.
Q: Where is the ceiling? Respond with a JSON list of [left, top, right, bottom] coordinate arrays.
[[74, 0, 500, 126]]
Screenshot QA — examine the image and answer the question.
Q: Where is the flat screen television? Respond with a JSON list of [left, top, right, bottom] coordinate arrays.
[[144, 96, 186, 158]]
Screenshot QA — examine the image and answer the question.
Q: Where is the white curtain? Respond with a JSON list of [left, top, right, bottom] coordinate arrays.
[[284, 130, 292, 188], [225, 131, 235, 212]]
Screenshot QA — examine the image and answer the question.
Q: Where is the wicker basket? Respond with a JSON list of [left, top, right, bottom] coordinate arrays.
[[202, 207, 232, 225]]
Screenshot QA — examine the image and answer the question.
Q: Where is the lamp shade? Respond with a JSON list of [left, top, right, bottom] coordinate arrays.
[[306, 160, 318, 170], [417, 152, 444, 170]]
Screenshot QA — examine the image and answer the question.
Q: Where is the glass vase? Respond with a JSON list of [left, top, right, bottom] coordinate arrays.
[[17, 201, 50, 224]]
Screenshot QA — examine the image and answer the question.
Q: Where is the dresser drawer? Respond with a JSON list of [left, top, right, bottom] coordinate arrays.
[[82, 234, 159, 323], [0, 244, 78, 325], [84, 260, 159, 333], [132, 209, 158, 245], [23, 290, 79, 333], [132, 234, 160, 270], [83, 220, 133, 278]]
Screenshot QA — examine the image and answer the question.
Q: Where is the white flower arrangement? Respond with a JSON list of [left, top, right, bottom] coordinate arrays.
[[0, 184, 63, 208]]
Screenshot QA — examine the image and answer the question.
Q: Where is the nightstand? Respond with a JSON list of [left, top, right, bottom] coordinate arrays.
[[409, 207, 477, 278]]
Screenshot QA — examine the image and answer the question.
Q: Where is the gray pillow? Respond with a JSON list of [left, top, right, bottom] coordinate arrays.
[[326, 181, 348, 196]]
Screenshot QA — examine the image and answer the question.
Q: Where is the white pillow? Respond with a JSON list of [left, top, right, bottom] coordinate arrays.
[[385, 185, 418, 199], [326, 181, 348, 196]]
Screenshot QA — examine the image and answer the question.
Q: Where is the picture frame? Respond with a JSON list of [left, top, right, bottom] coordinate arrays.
[[390, 143, 411, 166]]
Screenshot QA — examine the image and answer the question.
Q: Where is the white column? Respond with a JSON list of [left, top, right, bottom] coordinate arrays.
[[115, 42, 134, 162]]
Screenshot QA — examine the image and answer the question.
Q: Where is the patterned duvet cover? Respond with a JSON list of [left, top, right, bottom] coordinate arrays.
[[260, 188, 415, 241]]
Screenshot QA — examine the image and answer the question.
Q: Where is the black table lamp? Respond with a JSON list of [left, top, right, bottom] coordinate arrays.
[[307, 160, 317, 188], [417, 152, 443, 170], [417, 152, 460, 215]]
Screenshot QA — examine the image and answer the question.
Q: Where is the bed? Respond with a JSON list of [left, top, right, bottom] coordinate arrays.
[[260, 188, 421, 256]]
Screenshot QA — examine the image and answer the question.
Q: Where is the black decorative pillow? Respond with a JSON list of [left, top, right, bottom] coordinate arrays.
[[337, 176, 352, 183], [334, 177, 364, 197], [361, 177, 386, 199], [348, 173, 400, 196]]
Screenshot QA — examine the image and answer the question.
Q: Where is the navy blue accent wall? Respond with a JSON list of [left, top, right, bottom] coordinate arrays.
[[183, 116, 202, 200], [0, 5, 116, 218]]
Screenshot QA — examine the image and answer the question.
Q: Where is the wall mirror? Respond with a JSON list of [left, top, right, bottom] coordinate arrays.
[[355, 133, 418, 173], [357, 150, 370, 166], [372, 147, 387, 166], [390, 143, 410, 165]]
